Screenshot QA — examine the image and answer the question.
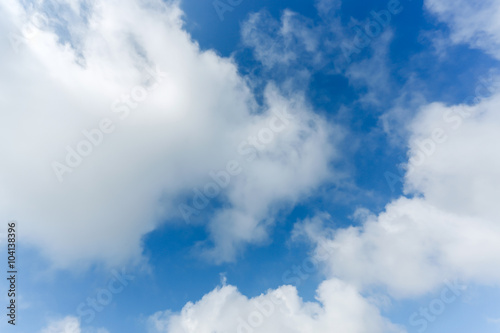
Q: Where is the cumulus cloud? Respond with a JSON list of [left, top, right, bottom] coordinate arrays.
[[145, 1, 500, 331], [0, 0, 342, 267], [287, 0, 500, 297], [148, 279, 403, 333], [295, 80, 500, 297], [425, 0, 500, 59]]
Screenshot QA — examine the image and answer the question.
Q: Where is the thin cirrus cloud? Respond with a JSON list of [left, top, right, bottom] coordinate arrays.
[[240, 0, 400, 108], [0, 0, 343, 268]]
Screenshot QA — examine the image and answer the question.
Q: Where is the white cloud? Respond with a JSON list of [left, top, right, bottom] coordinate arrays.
[[0, 0, 342, 268], [295, 85, 500, 298], [147, 1, 500, 331], [40, 316, 109, 333], [241, 10, 322, 69], [148, 279, 403, 333], [197, 86, 342, 263], [241, 2, 399, 106], [41, 316, 81, 333], [487, 317, 500, 324], [315, 0, 342, 16], [344, 30, 394, 106], [425, 0, 500, 59], [290, 0, 500, 293], [405, 96, 500, 220]]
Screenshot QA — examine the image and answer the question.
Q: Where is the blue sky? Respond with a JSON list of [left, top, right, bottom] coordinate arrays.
[[1, 0, 500, 332]]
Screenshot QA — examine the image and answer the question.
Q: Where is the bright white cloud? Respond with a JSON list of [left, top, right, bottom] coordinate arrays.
[[148, 279, 403, 333], [0, 0, 342, 268]]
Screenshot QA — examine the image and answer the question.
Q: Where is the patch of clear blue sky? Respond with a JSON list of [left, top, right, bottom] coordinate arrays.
[[14, 1, 500, 332]]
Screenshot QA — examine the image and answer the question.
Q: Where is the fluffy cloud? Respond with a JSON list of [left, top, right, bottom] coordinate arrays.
[[142, 2, 500, 332], [0, 0, 342, 267], [148, 279, 403, 333], [287, 0, 500, 298], [425, 0, 500, 59], [295, 81, 500, 297]]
